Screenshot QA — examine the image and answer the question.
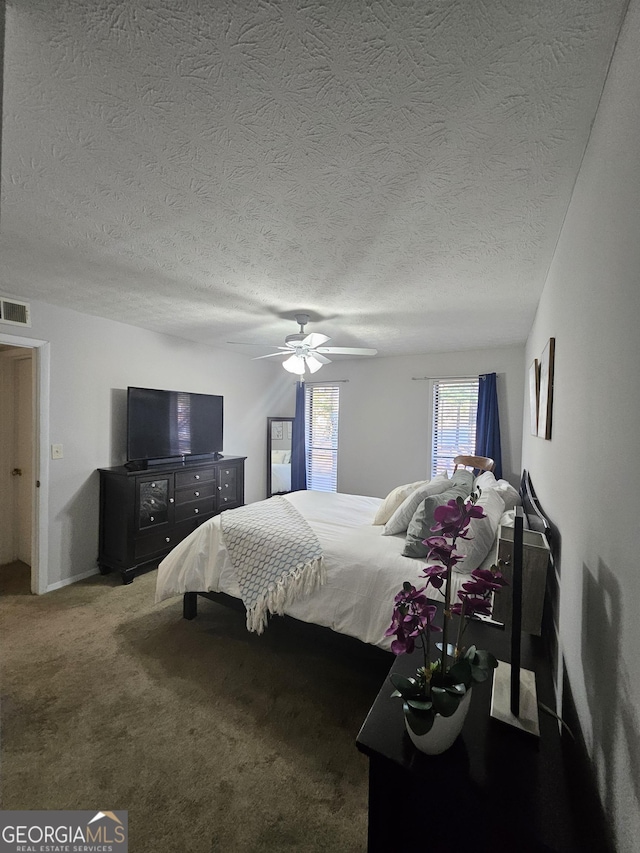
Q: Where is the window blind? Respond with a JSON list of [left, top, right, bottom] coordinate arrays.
[[431, 378, 479, 477], [305, 384, 339, 492]]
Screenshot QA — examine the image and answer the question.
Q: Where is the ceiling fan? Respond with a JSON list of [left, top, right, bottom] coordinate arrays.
[[253, 313, 377, 375]]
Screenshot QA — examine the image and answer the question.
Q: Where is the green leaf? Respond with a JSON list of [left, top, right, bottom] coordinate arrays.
[[404, 703, 435, 736], [472, 648, 498, 669], [443, 683, 467, 696], [470, 665, 490, 683], [448, 659, 472, 686], [390, 674, 421, 698], [463, 644, 477, 660], [406, 697, 433, 712], [431, 686, 461, 717]]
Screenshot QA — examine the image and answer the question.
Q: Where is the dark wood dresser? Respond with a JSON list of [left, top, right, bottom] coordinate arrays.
[[98, 456, 245, 583]]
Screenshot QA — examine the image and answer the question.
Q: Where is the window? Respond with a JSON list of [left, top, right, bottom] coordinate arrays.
[[431, 378, 479, 477], [305, 383, 339, 492]]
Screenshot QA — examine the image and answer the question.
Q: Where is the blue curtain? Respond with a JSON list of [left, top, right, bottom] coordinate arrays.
[[476, 373, 502, 479], [290, 381, 307, 491]]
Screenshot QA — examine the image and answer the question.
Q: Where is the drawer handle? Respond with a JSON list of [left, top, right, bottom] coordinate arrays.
[[225, 484, 229, 488], [225, 470, 230, 474], [194, 490, 200, 497], [194, 475, 200, 480], [194, 508, 199, 514], [217, 486, 222, 491], [169, 498, 174, 503], [165, 537, 171, 543], [224, 497, 229, 502], [150, 516, 155, 522], [151, 482, 156, 488]]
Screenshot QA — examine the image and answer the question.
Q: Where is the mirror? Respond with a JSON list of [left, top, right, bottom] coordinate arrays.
[[267, 417, 294, 498]]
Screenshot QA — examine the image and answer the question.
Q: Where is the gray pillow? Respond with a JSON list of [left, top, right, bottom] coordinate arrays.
[[450, 468, 474, 490], [402, 480, 473, 559]]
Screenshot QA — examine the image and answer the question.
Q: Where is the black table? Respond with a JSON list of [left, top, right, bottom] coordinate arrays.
[[356, 618, 585, 853]]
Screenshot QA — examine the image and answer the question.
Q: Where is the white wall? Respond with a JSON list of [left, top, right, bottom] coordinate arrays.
[[0, 299, 293, 589], [522, 1, 640, 849], [317, 345, 524, 498]]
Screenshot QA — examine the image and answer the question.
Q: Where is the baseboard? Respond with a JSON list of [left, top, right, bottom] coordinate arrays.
[[46, 567, 101, 593]]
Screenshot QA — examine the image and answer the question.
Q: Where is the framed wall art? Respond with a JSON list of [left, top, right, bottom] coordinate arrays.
[[537, 338, 555, 440]]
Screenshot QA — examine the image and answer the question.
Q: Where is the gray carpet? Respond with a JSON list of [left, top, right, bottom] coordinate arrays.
[[0, 564, 392, 852]]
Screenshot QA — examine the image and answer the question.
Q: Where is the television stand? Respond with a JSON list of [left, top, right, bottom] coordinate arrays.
[[98, 455, 245, 584]]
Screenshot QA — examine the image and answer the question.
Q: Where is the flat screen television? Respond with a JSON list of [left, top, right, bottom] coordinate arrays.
[[126, 386, 223, 465]]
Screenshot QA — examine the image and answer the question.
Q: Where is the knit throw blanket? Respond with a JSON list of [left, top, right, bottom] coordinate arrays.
[[220, 497, 325, 634]]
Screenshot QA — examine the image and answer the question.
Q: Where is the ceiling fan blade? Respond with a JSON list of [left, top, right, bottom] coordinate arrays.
[[252, 352, 287, 360], [315, 347, 378, 356], [302, 332, 331, 348], [227, 341, 275, 346], [312, 352, 332, 365]]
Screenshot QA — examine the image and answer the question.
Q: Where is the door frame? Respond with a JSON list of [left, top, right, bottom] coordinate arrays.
[[0, 332, 50, 594]]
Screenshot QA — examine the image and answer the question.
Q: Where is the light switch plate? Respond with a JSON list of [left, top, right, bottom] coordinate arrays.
[[51, 444, 63, 459]]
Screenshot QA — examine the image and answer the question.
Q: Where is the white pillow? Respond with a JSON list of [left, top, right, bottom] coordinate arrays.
[[282, 450, 291, 464], [272, 450, 287, 464], [382, 473, 452, 535], [473, 471, 521, 512], [474, 470, 497, 491], [453, 489, 505, 574], [372, 480, 428, 526], [494, 480, 520, 512]]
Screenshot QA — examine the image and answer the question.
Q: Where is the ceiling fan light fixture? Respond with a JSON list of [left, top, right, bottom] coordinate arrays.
[[282, 354, 306, 374], [304, 354, 324, 373]]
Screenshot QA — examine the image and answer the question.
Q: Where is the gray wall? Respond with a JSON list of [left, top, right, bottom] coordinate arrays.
[[317, 345, 524, 497], [522, 1, 640, 848], [0, 299, 293, 589]]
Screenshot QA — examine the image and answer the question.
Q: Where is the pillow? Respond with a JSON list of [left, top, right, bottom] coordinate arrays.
[[402, 481, 476, 557], [493, 480, 520, 512], [474, 470, 521, 512], [453, 489, 506, 574], [474, 470, 497, 491], [450, 467, 474, 491], [382, 473, 452, 534], [282, 450, 291, 464], [272, 450, 287, 464], [372, 480, 428, 525]]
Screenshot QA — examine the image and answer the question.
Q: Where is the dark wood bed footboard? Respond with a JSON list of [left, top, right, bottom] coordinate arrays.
[[183, 590, 247, 620]]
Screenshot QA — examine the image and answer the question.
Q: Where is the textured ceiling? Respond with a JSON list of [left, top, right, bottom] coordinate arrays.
[[0, 0, 628, 359]]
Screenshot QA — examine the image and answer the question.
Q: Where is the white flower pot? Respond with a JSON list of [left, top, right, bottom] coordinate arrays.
[[405, 688, 473, 755]]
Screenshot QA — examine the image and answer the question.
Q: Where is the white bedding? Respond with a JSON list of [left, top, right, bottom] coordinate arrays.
[[156, 490, 492, 650]]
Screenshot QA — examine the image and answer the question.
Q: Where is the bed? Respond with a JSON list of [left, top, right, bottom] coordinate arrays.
[[155, 467, 533, 651]]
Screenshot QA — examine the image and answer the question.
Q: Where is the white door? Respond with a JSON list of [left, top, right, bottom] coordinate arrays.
[[14, 354, 33, 564]]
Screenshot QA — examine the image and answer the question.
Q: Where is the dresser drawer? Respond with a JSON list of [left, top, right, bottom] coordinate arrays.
[[175, 466, 215, 489], [134, 530, 176, 560], [174, 495, 215, 524], [174, 480, 215, 505]]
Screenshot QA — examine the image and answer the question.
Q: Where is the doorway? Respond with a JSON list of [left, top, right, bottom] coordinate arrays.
[[0, 333, 50, 594]]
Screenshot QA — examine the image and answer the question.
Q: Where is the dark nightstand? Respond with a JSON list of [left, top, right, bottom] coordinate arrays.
[[356, 619, 584, 853]]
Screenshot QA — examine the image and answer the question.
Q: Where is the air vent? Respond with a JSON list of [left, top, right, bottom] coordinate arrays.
[[0, 298, 31, 327]]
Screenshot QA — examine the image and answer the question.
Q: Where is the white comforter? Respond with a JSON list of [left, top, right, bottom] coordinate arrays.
[[155, 490, 476, 650]]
